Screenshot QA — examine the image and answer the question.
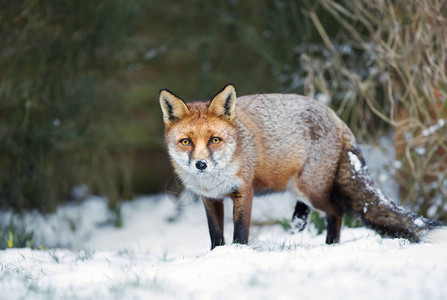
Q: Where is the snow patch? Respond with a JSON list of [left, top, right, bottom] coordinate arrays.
[[414, 147, 426, 156], [422, 119, 445, 136], [316, 93, 331, 105], [372, 187, 394, 208], [414, 218, 425, 227], [363, 204, 369, 213], [392, 160, 403, 169], [423, 227, 447, 244], [348, 151, 363, 173]]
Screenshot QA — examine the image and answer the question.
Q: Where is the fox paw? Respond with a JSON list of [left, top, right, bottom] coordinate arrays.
[[290, 201, 310, 233], [290, 215, 308, 232]]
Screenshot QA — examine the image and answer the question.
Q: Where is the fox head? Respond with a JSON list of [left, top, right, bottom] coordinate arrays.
[[159, 84, 238, 181]]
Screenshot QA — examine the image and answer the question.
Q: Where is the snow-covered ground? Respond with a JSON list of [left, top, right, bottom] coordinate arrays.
[[1, 193, 447, 299], [1, 141, 447, 299]]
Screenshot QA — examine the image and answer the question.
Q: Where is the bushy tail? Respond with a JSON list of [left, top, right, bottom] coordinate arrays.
[[334, 146, 445, 243]]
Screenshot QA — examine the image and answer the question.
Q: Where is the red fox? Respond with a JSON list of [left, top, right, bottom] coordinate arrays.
[[159, 84, 447, 249]]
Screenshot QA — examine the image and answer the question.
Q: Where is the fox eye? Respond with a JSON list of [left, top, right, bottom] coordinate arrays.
[[210, 137, 221, 144], [180, 138, 191, 146]]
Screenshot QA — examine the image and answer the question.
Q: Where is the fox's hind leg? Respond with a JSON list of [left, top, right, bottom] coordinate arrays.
[[290, 199, 342, 242], [291, 201, 310, 232], [325, 192, 344, 244], [292, 166, 344, 243], [325, 213, 343, 244], [288, 176, 343, 242]]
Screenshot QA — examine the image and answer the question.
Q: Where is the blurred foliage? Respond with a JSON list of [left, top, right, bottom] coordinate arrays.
[[0, 0, 146, 211], [0, 216, 34, 249], [310, 211, 326, 235], [1, 0, 445, 220]]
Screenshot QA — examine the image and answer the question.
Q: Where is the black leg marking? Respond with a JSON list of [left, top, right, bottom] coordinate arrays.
[[203, 198, 225, 250], [233, 214, 250, 244], [291, 201, 310, 232], [326, 213, 342, 244]]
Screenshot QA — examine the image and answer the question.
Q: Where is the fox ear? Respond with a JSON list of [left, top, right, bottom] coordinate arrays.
[[159, 89, 189, 125], [209, 84, 236, 121]]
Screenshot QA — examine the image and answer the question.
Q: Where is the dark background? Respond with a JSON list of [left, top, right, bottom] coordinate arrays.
[[1, 0, 446, 221]]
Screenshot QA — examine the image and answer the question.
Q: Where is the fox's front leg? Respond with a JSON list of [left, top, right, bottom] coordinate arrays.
[[202, 197, 225, 249], [231, 187, 254, 244]]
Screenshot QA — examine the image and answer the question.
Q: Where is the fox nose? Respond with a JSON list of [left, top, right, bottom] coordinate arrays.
[[195, 160, 207, 170]]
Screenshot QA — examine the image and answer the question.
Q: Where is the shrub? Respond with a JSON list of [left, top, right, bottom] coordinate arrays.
[[0, 1, 142, 212], [304, 0, 447, 220]]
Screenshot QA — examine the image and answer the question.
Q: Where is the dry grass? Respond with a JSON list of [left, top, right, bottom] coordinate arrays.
[[303, 0, 447, 220]]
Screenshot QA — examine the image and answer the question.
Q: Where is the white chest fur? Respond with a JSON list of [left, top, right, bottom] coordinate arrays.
[[178, 162, 242, 199]]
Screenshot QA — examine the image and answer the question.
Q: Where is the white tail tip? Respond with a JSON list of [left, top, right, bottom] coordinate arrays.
[[423, 227, 447, 244]]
